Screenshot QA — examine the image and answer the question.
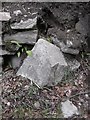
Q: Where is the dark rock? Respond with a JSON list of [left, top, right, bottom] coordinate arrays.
[[0, 35, 2, 46], [0, 57, 3, 73], [0, 57, 3, 66], [37, 5, 65, 36], [65, 55, 80, 71], [76, 14, 89, 36], [48, 28, 66, 43], [10, 55, 23, 69], [4, 40, 20, 52], [0, 47, 15, 55], [4, 30, 38, 45]]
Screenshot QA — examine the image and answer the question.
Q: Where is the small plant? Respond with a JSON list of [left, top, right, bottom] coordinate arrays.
[[10, 40, 22, 47], [47, 36, 52, 43], [24, 47, 33, 57]]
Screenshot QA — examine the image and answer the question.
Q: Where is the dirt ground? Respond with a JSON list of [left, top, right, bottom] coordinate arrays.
[[1, 2, 90, 119]]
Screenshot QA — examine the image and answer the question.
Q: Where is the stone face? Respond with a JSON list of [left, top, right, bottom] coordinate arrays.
[[0, 57, 3, 66], [0, 57, 3, 73], [51, 36, 79, 55], [17, 39, 68, 88], [0, 22, 2, 35], [0, 35, 2, 45], [0, 12, 11, 21], [76, 14, 89, 36], [60, 42, 79, 55], [4, 30, 38, 45], [65, 55, 80, 71], [61, 100, 79, 118], [11, 17, 37, 29], [10, 55, 22, 69], [0, 47, 14, 55]]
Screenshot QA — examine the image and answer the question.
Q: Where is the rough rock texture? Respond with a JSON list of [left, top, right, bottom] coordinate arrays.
[[0, 12, 11, 21], [0, 47, 14, 55], [51, 36, 79, 55], [0, 57, 3, 73], [4, 30, 38, 45], [0, 35, 2, 45], [76, 14, 89, 36], [61, 100, 79, 118], [65, 55, 80, 71], [17, 39, 68, 88], [11, 17, 37, 30], [0, 57, 3, 66], [10, 55, 23, 69], [59, 42, 79, 55]]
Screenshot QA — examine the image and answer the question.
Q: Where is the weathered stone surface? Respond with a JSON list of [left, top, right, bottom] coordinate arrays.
[[0, 47, 14, 55], [0, 12, 11, 21], [4, 40, 20, 52], [65, 55, 80, 71], [76, 14, 89, 36], [13, 10, 22, 16], [11, 17, 37, 29], [61, 100, 79, 118], [0, 35, 2, 45], [10, 55, 22, 69], [4, 30, 38, 45], [17, 39, 68, 88], [0, 22, 2, 35], [0, 57, 3, 73], [60, 42, 79, 55], [51, 37, 79, 55]]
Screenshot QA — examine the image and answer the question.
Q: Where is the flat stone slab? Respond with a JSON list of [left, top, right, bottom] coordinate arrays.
[[0, 12, 11, 21], [17, 39, 68, 88], [11, 17, 37, 29], [4, 30, 38, 45]]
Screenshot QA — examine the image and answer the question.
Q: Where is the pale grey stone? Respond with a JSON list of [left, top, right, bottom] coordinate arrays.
[[4, 30, 38, 45], [61, 100, 79, 118], [11, 17, 37, 30], [0, 104, 2, 120], [0, 12, 11, 21], [34, 101, 40, 109], [17, 39, 68, 88]]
